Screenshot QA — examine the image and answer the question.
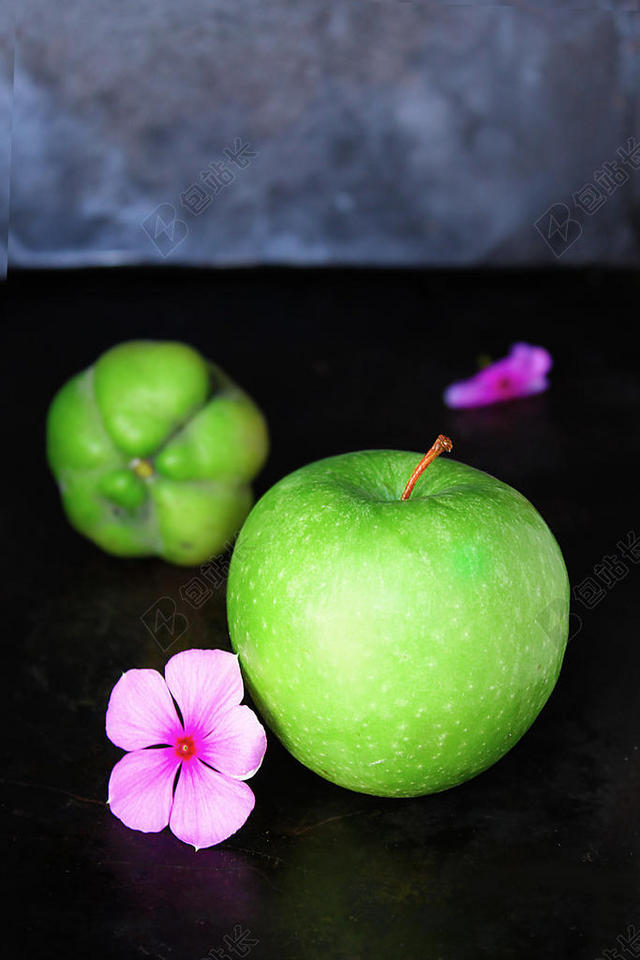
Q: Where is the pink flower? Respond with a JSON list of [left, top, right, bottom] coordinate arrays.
[[443, 342, 553, 409], [106, 649, 267, 850]]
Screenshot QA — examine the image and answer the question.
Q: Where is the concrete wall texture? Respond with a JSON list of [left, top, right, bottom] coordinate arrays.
[[3, 1, 640, 272]]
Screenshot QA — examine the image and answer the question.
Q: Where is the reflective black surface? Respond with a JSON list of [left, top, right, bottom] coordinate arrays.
[[3, 268, 639, 960]]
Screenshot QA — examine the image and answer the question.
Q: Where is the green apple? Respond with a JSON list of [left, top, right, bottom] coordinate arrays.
[[227, 441, 569, 797], [47, 340, 268, 566]]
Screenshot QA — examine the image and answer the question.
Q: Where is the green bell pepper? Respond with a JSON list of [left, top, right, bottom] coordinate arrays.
[[47, 340, 269, 566]]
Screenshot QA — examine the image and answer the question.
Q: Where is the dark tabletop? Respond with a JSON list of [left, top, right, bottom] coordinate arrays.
[[2, 267, 639, 960]]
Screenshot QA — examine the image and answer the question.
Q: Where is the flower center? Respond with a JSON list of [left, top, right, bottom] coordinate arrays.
[[175, 735, 197, 760]]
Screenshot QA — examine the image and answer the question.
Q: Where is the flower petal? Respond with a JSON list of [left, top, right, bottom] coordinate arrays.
[[443, 342, 552, 409], [164, 649, 244, 738], [199, 705, 267, 780], [106, 669, 181, 750], [511, 342, 552, 378], [108, 747, 180, 834], [169, 759, 255, 849]]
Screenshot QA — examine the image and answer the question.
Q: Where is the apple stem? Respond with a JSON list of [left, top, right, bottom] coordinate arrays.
[[400, 435, 453, 501]]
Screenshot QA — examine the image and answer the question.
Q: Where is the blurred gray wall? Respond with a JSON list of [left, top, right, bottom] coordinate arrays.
[[5, 1, 640, 271], [0, 0, 13, 278]]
